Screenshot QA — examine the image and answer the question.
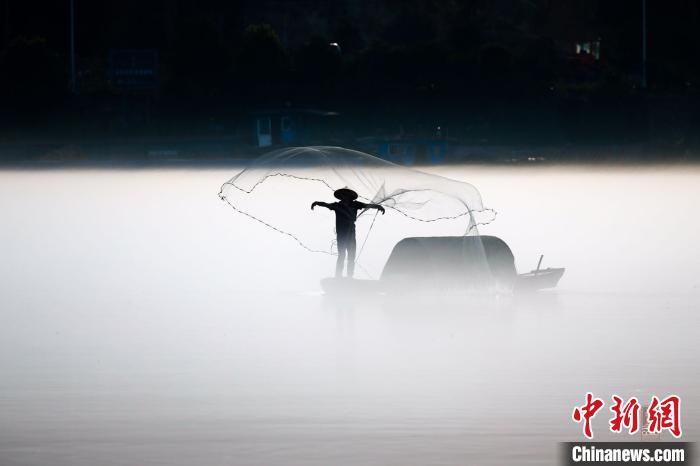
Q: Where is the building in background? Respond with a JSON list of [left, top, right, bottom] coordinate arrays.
[[252, 108, 339, 147]]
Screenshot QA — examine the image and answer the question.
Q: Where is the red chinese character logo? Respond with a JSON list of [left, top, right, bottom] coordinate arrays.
[[647, 395, 682, 438], [572, 392, 604, 439], [609, 395, 640, 434]]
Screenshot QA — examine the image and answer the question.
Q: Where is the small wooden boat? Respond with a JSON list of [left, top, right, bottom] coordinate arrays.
[[320, 239, 565, 295]]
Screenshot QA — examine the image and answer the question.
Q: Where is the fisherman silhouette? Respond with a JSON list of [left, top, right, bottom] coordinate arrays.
[[311, 188, 385, 278]]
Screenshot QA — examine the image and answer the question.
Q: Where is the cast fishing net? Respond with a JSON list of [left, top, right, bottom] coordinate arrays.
[[219, 146, 497, 280]]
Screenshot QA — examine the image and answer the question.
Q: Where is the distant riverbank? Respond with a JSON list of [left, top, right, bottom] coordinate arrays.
[[1, 136, 696, 169]]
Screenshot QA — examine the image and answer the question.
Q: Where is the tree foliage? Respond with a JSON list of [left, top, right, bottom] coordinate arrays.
[[0, 37, 66, 105]]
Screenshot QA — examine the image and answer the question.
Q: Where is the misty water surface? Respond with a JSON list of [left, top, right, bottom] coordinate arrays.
[[0, 165, 698, 465]]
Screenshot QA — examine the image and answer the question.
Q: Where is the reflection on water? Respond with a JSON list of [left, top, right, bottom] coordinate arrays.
[[0, 166, 698, 465]]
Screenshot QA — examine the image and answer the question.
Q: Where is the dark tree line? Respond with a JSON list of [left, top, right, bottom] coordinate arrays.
[[1, 0, 699, 143]]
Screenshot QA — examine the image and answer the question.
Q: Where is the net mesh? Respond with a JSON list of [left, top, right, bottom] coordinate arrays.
[[219, 146, 496, 279]]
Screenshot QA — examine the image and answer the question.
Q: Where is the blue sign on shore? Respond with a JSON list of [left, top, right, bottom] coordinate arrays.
[[109, 49, 159, 93]]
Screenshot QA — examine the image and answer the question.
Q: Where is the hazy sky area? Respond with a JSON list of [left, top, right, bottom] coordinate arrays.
[[0, 164, 698, 465]]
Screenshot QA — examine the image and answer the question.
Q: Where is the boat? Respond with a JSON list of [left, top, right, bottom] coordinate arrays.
[[321, 237, 564, 295], [514, 255, 565, 292]]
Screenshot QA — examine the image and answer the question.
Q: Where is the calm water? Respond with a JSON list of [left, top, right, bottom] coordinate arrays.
[[1, 165, 698, 465]]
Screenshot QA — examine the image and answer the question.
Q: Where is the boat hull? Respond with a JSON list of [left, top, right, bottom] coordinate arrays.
[[514, 268, 565, 292]]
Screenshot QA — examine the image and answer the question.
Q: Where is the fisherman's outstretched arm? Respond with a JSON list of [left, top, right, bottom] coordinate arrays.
[[311, 201, 333, 210], [365, 203, 386, 214]]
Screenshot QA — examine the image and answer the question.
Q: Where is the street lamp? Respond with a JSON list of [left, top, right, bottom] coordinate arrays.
[[70, 0, 76, 93], [642, 0, 647, 89]]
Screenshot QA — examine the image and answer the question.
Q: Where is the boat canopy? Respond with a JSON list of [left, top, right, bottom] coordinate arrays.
[[381, 236, 517, 290]]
